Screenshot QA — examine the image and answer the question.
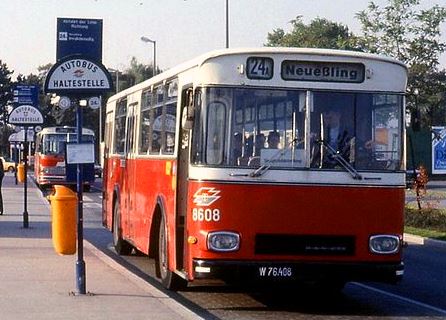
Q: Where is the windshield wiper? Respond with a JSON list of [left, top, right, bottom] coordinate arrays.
[[318, 139, 362, 180]]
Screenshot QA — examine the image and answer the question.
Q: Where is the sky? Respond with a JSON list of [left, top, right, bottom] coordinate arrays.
[[1, 0, 445, 78]]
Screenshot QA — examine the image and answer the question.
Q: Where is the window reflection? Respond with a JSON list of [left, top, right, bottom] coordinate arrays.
[[192, 87, 403, 172]]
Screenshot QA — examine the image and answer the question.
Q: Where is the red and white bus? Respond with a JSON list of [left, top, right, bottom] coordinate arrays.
[[34, 126, 95, 189], [103, 48, 407, 290]]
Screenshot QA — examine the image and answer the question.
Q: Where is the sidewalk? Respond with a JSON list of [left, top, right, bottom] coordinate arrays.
[[0, 173, 201, 320]]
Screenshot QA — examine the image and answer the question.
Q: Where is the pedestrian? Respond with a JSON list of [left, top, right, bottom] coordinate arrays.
[[0, 157, 4, 215]]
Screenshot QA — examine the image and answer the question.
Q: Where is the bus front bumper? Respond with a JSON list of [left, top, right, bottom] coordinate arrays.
[[192, 259, 404, 284]]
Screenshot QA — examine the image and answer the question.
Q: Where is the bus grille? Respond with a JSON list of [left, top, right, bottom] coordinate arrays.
[[255, 234, 355, 256]]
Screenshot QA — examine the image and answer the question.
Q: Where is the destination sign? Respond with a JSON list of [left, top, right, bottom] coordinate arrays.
[[281, 61, 365, 83], [44, 57, 113, 95]]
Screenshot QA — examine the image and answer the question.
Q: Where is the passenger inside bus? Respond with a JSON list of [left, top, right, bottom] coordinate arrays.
[[254, 133, 265, 155], [231, 132, 243, 165], [267, 131, 280, 149]]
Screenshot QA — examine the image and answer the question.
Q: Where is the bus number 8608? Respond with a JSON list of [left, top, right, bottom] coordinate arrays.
[[192, 208, 221, 222]]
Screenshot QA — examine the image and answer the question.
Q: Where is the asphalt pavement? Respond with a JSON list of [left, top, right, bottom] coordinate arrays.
[[0, 172, 202, 320]]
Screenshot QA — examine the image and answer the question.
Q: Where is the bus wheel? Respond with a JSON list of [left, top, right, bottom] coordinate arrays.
[[158, 215, 187, 291], [112, 203, 132, 255]]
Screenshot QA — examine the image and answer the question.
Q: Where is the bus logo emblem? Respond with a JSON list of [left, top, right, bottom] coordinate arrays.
[[193, 187, 221, 207]]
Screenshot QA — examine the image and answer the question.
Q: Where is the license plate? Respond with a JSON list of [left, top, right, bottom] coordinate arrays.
[[258, 266, 293, 277]]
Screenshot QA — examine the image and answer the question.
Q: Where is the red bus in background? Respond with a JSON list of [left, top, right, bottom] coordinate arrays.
[[34, 126, 95, 190], [102, 48, 407, 290]]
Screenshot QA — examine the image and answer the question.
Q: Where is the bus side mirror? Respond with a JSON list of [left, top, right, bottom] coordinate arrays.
[[182, 89, 195, 130]]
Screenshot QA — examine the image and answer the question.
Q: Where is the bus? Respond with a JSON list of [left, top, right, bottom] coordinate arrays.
[[34, 126, 95, 190], [103, 48, 407, 290]]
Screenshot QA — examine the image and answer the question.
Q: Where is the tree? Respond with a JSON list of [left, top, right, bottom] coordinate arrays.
[[265, 17, 361, 50], [0, 61, 13, 121], [0, 61, 14, 155], [356, 0, 446, 128], [119, 57, 156, 90]]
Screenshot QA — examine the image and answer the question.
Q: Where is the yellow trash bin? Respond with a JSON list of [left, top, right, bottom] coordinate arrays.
[[17, 163, 25, 183], [48, 185, 77, 255]]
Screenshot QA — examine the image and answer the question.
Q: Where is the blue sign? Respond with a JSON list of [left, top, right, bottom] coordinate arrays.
[[57, 18, 103, 61], [432, 126, 446, 174], [13, 85, 39, 106]]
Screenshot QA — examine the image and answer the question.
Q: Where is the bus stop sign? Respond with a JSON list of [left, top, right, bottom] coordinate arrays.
[[8, 105, 44, 126], [44, 56, 113, 95]]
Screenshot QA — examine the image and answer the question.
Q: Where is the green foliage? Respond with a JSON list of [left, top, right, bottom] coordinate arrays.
[[356, 0, 446, 128], [0, 60, 13, 119], [405, 207, 446, 233], [117, 56, 156, 91], [404, 226, 446, 241], [0, 61, 14, 155], [265, 17, 362, 50]]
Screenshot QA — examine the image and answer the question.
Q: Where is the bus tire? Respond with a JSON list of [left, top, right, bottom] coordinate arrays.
[[158, 214, 187, 291], [112, 202, 132, 255]]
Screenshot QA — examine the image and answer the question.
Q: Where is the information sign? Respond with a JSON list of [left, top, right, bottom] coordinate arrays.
[[8, 128, 35, 143], [13, 85, 39, 106], [66, 143, 95, 164], [432, 126, 446, 174], [57, 18, 103, 61]]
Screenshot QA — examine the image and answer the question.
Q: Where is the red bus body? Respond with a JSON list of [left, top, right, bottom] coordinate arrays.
[[103, 48, 407, 289]]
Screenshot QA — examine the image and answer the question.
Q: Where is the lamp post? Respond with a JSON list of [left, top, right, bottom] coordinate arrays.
[[140, 36, 157, 77], [108, 68, 120, 94], [225, 0, 229, 48]]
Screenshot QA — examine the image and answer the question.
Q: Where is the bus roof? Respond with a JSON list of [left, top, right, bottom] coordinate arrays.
[[108, 47, 408, 102]]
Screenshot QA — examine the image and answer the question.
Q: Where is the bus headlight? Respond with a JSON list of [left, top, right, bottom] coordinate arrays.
[[207, 231, 240, 252], [369, 235, 400, 254]]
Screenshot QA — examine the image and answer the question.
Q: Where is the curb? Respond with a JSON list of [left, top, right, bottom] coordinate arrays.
[[404, 233, 446, 249], [84, 241, 204, 320]]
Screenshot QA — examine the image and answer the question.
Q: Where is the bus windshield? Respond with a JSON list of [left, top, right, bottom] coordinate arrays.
[[41, 134, 94, 155], [192, 87, 403, 172]]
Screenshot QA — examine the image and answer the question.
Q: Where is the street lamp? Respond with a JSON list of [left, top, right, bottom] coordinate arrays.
[[225, 0, 229, 48], [140, 36, 157, 77], [107, 68, 120, 94]]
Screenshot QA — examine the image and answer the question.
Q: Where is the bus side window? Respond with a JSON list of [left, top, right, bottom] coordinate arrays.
[[162, 80, 178, 155], [139, 89, 152, 154], [114, 98, 127, 155]]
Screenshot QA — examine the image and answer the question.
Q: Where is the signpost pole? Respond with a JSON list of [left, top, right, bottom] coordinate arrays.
[[14, 145, 18, 185], [44, 50, 112, 295], [75, 101, 86, 295], [23, 126, 29, 229]]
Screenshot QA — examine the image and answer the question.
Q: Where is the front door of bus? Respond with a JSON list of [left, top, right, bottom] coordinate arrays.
[[175, 89, 194, 271]]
